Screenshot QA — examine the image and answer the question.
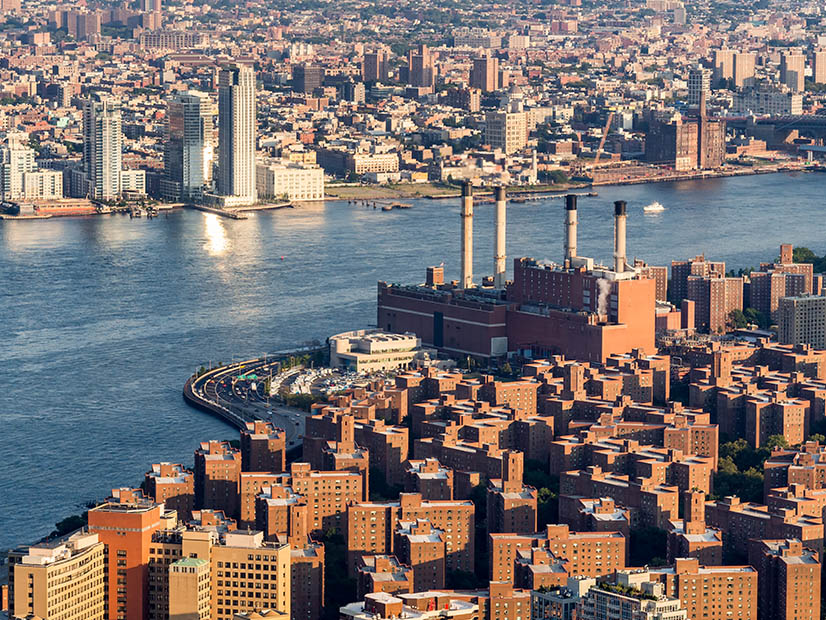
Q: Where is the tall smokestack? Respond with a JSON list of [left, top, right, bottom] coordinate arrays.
[[461, 181, 474, 289], [613, 200, 627, 273], [564, 194, 578, 261], [494, 186, 506, 288]]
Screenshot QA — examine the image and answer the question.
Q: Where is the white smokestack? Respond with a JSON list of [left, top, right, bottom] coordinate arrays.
[[565, 194, 577, 261], [613, 200, 627, 273], [494, 186, 506, 288], [461, 181, 474, 289]]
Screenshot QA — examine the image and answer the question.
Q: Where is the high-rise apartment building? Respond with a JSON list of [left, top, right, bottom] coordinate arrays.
[[346, 493, 475, 575], [0, 131, 35, 201], [87, 492, 165, 620], [688, 66, 711, 107], [651, 558, 757, 620], [217, 64, 257, 205], [194, 440, 242, 518], [813, 50, 826, 85], [363, 48, 389, 83], [666, 490, 723, 565], [749, 539, 821, 620], [485, 103, 527, 154], [241, 421, 286, 473], [686, 273, 743, 333], [712, 48, 734, 85], [486, 450, 537, 534], [407, 45, 434, 90], [779, 295, 826, 349], [470, 54, 499, 92], [145, 462, 195, 520], [733, 52, 756, 88], [490, 525, 626, 585], [393, 519, 446, 592], [405, 458, 454, 500], [671, 256, 726, 303], [780, 50, 805, 93], [148, 527, 291, 620], [168, 557, 210, 620], [10, 531, 106, 620], [163, 91, 215, 201], [83, 95, 122, 200], [292, 64, 323, 94]]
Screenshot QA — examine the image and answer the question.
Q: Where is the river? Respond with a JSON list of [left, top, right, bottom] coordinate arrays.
[[1, 172, 823, 552]]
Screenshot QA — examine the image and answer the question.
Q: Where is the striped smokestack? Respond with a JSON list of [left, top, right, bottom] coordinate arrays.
[[613, 200, 627, 273], [494, 186, 506, 288], [565, 194, 577, 261], [461, 181, 473, 289]]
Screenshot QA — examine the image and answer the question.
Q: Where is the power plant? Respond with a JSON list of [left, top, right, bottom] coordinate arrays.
[[378, 190, 663, 362]]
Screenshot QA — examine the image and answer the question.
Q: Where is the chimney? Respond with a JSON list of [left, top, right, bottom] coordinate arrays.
[[494, 186, 506, 288], [461, 181, 473, 289], [564, 194, 577, 261], [613, 200, 626, 273]]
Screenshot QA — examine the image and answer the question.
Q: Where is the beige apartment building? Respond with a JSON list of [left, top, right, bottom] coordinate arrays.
[[11, 530, 106, 620], [148, 528, 291, 620], [485, 105, 527, 154]]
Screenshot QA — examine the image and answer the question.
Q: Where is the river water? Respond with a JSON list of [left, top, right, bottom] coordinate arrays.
[[1, 172, 823, 551]]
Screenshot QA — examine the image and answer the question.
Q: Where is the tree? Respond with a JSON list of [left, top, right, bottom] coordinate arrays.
[[629, 527, 667, 566], [764, 434, 789, 450], [809, 434, 826, 443], [743, 307, 768, 329], [792, 246, 817, 264], [728, 309, 748, 329]]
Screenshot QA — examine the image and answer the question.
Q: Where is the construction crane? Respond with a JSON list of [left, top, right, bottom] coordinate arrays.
[[593, 111, 615, 165]]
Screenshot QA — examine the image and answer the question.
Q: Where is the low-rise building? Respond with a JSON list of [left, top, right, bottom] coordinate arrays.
[[255, 160, 324, 201]]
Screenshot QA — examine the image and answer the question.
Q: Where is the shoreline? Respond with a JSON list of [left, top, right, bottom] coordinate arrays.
[[0, 166, 814, 222], [590, 162, 810, 186]]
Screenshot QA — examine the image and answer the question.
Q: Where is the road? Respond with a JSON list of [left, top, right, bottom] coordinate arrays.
[[187, 356, 312, 446]]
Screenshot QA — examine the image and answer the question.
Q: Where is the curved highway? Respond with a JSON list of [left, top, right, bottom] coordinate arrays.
[[184, 355, 314, 446]]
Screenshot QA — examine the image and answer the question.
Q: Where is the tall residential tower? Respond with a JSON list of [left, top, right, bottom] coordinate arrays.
[[217, 64, 257, 205], [83, 95, 122, 200], [163, 91, 215, 202]]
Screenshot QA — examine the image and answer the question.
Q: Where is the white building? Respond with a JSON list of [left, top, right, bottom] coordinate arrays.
[[0, 131, 36, 200], [485, 102, 527, 155], [577, 571, 687, 620], [255, 160, 324, 201], [83, 95, 122, 200], [452, 27, 502, 49], [120, 169, 146, 196], [733, 85, 803, 115], [779, 295, 826, 349], [217, 64, 257, 205], [23, 169, 63, 200], [531, 577, 596, 620], [1, 133, 64, 201], [329, 329, 438, 373]]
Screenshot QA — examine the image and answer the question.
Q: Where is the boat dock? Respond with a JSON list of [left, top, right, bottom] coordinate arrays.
[[184, 204, 249, 220], [347, 199, 413, 211]]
